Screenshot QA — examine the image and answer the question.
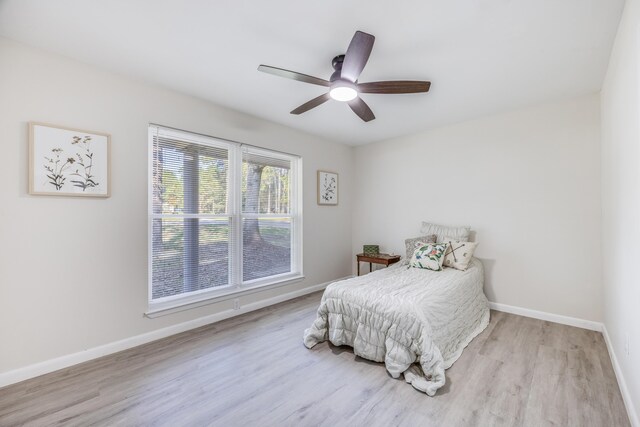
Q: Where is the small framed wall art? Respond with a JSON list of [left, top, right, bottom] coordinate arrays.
[[29, 122, 111, 197], [317, 170, 338, 205]]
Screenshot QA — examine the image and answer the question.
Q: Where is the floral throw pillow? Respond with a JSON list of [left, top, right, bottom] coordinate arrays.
[[410, 242, 449, 271], [441, 236, 478, 271]]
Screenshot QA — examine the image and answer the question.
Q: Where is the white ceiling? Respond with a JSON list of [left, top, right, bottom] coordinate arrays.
[[0, 0, 625, 145]]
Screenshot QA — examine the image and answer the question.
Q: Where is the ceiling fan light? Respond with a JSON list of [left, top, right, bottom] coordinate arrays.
[[329, 85, 358, 102]]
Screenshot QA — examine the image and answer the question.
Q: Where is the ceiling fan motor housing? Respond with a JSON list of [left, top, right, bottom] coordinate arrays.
[[330, 54, 345, 82]]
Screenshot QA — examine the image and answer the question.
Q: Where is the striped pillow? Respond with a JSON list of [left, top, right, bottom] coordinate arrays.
[[420, 221, 471, 242]]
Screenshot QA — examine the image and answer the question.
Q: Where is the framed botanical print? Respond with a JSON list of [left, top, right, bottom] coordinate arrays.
[[29, 122, 111, 197], [317, 170, 338, 205]]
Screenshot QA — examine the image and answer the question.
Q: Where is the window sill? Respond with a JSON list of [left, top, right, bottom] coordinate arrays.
[[145, 273, 305, 318]]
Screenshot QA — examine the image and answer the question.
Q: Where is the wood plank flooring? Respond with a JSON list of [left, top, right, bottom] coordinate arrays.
[[0, 292, 630, 427]]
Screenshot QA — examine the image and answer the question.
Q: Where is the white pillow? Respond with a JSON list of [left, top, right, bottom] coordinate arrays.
[[421, 221, 471, 242], [441, 236, 478, 271], [410, 242, 449, 271]]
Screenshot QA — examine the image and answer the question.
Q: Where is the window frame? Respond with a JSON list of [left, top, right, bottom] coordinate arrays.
[[147, 125, 303, 315]]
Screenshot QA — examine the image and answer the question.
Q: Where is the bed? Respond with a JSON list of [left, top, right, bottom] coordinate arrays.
[[303, 258, 490, 396]]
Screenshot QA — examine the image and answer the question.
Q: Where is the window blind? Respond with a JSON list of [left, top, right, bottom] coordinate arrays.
[[151, 127, 234, 299], [241, 148, 294, 282]]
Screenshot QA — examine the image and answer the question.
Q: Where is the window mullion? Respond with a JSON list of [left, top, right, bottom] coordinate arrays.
[[241, 213, 294, 219], [183, 148, 199, 293], [231, 145, 243, 288], [151, 213, 232, 219], [291, 157, 301, 275]]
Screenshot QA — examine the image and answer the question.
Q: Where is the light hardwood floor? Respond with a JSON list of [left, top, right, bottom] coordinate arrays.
[[0, 292, 630, 427]]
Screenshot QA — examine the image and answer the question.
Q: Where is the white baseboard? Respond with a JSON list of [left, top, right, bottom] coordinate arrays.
[[489, 301, 602, 332], [0, 277, 345, 389], [602, 325, 639, 427]]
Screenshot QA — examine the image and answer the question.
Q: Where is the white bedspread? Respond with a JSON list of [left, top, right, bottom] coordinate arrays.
[[303, 258, 490, 396]]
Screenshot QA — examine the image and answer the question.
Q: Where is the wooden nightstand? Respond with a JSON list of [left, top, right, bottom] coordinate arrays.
[[356, 253, 401, 276]]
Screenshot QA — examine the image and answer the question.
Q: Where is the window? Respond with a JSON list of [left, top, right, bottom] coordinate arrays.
[[148, 125, 302, 312]]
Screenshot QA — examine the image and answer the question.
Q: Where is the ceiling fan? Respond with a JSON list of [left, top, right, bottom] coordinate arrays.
[[258, 31, 431, 122]]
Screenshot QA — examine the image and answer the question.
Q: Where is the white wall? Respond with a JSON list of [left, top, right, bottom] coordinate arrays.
[[601, 0, 640, 423], [0, 38, 353, 375], [352, 95, 602, 322]]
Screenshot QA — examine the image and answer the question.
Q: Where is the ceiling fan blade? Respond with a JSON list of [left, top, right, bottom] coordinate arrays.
[[290, 93, 331, 115], [358, 80, 431, 94], [347, 97, 375, 122], [341, 31, 375, 83], [258, 65, 330, 87]]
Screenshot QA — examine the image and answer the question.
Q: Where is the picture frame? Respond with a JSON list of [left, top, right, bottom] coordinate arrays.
[[317, 170, 338, 205], [29, 122, 111, 197]]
